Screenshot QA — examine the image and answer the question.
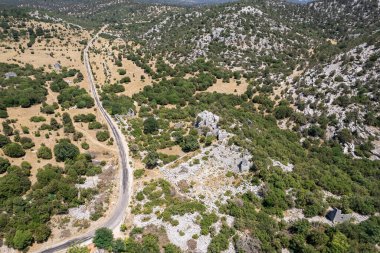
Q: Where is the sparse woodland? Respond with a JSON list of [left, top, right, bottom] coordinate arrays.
[[0, 0, 379, 252]]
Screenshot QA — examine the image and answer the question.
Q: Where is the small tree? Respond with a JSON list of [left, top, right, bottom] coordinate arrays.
[[3, 143, 25, 158], [12, 230, 33, 250], [37, 145, 53, 160], [34, 224, 51, 243], [180, 135, 200, 152], [0, 157, 10, 174], [143, 117, 159, 134], [145, 151, 159, 169], [274, 106, 293, 119], [50, 118, 61, 130], [336, 128, 353, 144], [118, 69, 126, 75], [93, 228, 113, 249], [54, 140, 79, 162], [0, 134, 10, 148], [112, 238, 127, 252], [96, 130, 110, 142], [21, 161, 32, 170], [2, 122, 13, 136]]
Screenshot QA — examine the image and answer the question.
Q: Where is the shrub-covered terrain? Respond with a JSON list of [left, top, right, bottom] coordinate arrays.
[[1, 0, 380, 252]]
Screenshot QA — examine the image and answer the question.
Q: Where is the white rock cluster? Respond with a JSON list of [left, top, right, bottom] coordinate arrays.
[[272, 159, 294, 172], [195, 110, 230, 141], [160, 142, 257, 211]]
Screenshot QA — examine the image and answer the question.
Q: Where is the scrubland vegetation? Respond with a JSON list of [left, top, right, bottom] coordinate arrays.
[[0, 0, 379, 252]]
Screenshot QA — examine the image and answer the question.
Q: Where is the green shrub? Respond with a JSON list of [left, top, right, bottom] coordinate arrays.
[[336, 129, 353, 144], [68, 246, 89, 253], [307, 125, 324, 138], [274, 106, 293, 119], [96, 131, 110, 142], [21, 126, 29, 134], [3, 143, 25, 158], [164, 243, 181, 253], [74, 113, 96, 123], [143, 117, 159, 134], [102, 83, 125, 93], [93, 228, 114, 249], [2, 122, 13, 136], [88, 121, 103, 130], [81, 142, 90, 150], [21, 161, 32, 170], [118, 69, 126, 75], [19, 137, 35, 149], [120, 76, 131, 83], [0, 134, 10, 148], [50, 79, 69, 92], [54, 139, 79, 162], [62, 112, 75, 133], [0, 109, 8, 118], [37, 145, 53, 160], [180, 135, 199, 152], [101, 93, 135, 115], [12, 230, 33, 250], [207, 225, 235, 253], [144, 151, 159, 168], [134, 169, 145, 179], [40, 104, 56, 114], [30, 116, 46, 122], [0, 157, 10, 174], [200, 213, 218, 235]]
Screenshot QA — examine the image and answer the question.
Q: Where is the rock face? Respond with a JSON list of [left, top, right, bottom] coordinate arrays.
[[160, 142, 258, 210], [195, 111, 231, 141], [235, 232, 261, 253], [239, 158, 251, 172], [287, 42, 380, 158], [272, 159, 294, 172], [127, 108, 135, 117], [217, 129, 229, 141], [195, 110, 220, 136]]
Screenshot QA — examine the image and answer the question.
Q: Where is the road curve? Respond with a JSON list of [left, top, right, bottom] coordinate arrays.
[[35, 26, 132, 253]]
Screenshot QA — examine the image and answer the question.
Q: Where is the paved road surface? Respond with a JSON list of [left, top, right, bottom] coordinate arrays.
[[35, 26, 132, 253]]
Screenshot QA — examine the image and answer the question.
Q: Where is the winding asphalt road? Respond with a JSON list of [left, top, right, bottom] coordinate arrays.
[[35, 26, 132, 253]]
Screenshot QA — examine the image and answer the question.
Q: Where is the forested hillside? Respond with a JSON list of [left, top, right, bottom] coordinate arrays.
[[0, 0, 379, 252]]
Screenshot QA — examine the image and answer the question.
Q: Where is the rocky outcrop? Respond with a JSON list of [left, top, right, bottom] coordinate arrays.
[[235, 232, 261, 253], [272, 159, 294, 172], [195, 111, 231, 141], [195, 110, 220, 136]]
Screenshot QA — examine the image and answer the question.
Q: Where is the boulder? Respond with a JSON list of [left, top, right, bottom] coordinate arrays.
[[218, 129, 229, 141], [235, 232, 261, 253], [239, 158, 251, 172], [195, 110, 220, 136]]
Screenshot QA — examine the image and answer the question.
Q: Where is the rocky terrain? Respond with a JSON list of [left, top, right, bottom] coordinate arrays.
[[288, 41, 380, 159], [0, 0, 379, 252]]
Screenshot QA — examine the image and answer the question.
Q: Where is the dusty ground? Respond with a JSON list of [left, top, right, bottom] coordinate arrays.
[[0, 18, 122, 251], [158, 145, 185, 157], [1, 82, 116, 184], [0, 21, 91, 92], [89, 37, 153, 97], [127, 136, 258, 251], [196, 78, 249, 95]]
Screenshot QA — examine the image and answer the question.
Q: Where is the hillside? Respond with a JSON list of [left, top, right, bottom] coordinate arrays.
[[0, 0, 379, 252]]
